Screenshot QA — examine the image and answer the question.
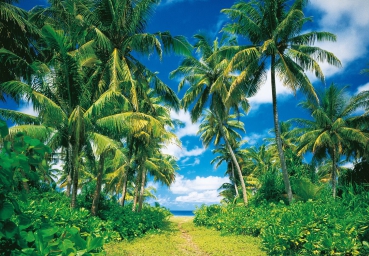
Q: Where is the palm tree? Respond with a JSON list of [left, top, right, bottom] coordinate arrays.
[[198, 110, 249, 205], [0, 0, 41, 84], [221, 0, 342, 203], [171, 33, 250, 205], [211, 140, 249, 199], [290, 84, 369, 197]]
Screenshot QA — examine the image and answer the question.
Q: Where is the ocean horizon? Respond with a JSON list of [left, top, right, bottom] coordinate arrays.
[[170, 210, 195, 217]]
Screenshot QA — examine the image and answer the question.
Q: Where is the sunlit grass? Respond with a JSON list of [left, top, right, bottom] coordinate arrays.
[[104, 217, 265, 256]]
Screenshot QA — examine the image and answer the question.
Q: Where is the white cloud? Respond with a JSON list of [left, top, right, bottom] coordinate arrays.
[[170, 109, 200, 138], [170, 174, 229, 194], [248, 69, 293, 110], [243, 129, 270, 146], [175, 190, 220, 203], [161, 142, 206, 160], [309, 0, 369, 76], [356, 83, 369, 94], [18, 102, 38, 116]]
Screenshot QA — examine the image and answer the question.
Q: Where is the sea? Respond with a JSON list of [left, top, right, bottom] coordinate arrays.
[[170, 210, 195, 217]]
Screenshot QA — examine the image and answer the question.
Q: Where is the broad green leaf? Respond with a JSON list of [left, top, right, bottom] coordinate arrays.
[[59, 239, 75, 254], [4, 221, 18, 238], [86, 236, 103, 252], [18, 214, 32, 230], [39, 226, 58, 237], [0, 201, 14, 220], [26, 231, 35, 242]]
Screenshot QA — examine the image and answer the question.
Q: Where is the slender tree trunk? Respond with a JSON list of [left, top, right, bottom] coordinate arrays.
[[120, 172, 128, 206], [91, 153, 104, 216], [138, 169, 146, 212], [70, 147, 79, 208], [271, 57, 293, 204], [224, 139, 248, 205], [66, 144, 73, 197], [215, 113, 248, 206], [231, 162, 239, 197], [132, 174, 140, 212], [66, 172, 72, 197], [331, 148, 337, 198]]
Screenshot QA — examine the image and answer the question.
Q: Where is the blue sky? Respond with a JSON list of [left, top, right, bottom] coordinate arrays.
[[13, 0, 369, 210]]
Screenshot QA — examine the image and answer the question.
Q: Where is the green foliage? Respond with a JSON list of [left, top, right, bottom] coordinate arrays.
[[100, 201, 172, 240], [0, 120, 107, 255], [253, 171, 285, 203], [194, 189, 369, 255]]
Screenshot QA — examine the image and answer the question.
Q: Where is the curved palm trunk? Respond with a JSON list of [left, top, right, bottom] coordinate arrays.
[[120, 172, 128, 206], [231, 162, 239, 197], [271, 57, 293, 204], [91, 153, 105, 216], [216, 119, 248, 205], [138, 169, 146, 212], [331, 148, 337, 198]]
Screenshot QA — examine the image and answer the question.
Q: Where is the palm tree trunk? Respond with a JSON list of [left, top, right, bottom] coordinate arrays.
[[91, 153, 105, 216], [138, 169, 146, 212], [70, 147, 79, 208], [214, 113, 248, 205], [132, 174, 140, 212], [231, 162, 239, 197], [66, 144, 73, 197], [331, 148, 337, 198], [224, 139, 248, 205], [120, 172, 128, 206], [271, 56, 293, 204]]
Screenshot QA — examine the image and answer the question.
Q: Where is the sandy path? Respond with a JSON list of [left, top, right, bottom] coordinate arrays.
[[172, 217, 209, 256]]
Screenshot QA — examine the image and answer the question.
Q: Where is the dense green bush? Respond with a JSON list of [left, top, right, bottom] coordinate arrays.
[[100, 202, 172, 240], [0, 120, 106, 255], [194, 190, 369, 255]]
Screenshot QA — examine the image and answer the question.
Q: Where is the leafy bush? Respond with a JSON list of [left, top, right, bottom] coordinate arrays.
[[100, 202, 172, 240], [194, 190, 369, 255], [0, 120, 107, 255], [254, 171, 285, 203]]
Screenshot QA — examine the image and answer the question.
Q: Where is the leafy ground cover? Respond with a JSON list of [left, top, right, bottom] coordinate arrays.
[[105, 217, 265, 255], [194, 189, 369, 255]]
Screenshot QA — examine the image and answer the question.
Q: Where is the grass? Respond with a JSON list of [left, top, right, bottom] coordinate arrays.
[[104, 217, 266, 256]]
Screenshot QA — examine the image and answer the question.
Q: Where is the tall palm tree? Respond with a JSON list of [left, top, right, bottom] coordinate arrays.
[[198, 110, 249, 205], [221, 0, 342, 203], [171, 33, 250, 205], [290, 84, 369, 197]]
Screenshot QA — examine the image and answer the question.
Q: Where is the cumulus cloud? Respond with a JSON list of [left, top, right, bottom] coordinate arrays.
[[170, 174, 229, 204], [175, 190, 220, 203], [170, 109, 200, 138], [309, 0, 369, 76], [170, 174, 229, 194], [161, 142, 206, 160]]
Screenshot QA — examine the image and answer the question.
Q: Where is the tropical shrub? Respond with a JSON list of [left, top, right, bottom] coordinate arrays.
[[194, 190, 369, 255], [0, 120, 107, 255], [100, 202, 172, 240]]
